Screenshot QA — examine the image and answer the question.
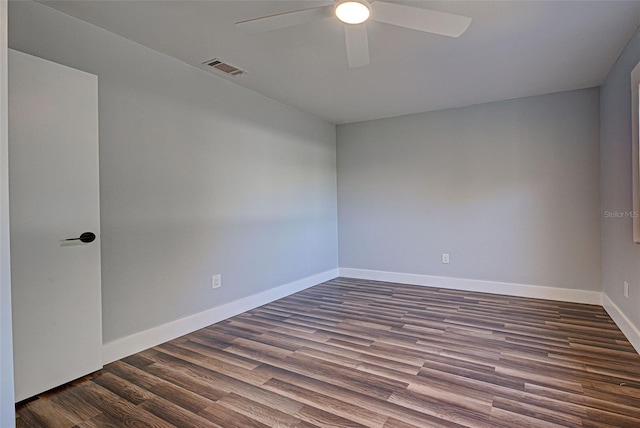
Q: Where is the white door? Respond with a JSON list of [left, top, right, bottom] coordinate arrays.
[[8, 49, 102, 402]]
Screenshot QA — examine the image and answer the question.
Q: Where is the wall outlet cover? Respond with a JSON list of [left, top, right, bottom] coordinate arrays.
[[212, 274, 222, 289], [624, 281, 630, 298]]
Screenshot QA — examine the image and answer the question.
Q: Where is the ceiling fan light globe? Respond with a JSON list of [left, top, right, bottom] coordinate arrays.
[[335, 0, 371, 25]]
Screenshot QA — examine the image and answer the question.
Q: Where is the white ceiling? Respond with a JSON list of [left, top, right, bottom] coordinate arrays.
[[39, 1, 640, 124]]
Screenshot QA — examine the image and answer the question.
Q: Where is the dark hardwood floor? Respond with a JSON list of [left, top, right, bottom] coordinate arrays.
[[16, 277, 640, 427]]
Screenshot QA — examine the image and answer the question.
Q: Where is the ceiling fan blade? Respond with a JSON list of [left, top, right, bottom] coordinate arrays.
[[371, 1, 471, 37], [344, 24, 370, 68], [236, 5, 334, 34]]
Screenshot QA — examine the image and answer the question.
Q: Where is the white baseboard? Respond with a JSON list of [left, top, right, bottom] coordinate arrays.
[[338, 268, 602, 305], [102, 267, 639, 365], [602, 293, 640, 354], [102, 269, 339, 364]]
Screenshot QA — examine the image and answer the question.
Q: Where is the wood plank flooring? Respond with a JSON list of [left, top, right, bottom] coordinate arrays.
[[16, 277, 640, 427]]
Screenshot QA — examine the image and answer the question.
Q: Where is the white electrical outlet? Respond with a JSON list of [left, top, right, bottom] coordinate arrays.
[[442, 253, 450, 264], [624, 281, 629, 298], [212, 274, 222, 289]]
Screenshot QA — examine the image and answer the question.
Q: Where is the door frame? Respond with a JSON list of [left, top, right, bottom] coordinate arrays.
[[0, 0, 16, 424]]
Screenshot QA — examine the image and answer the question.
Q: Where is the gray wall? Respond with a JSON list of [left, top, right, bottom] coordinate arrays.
[[1, 0, 15, 424], [601, 26, 640, 328], [338, 89, 601, 291], [9, 1, 337, 343]]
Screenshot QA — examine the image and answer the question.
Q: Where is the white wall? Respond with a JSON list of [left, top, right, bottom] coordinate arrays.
[[8, 1, 337, 345], [338, 89, 601, 293], [0, 0, 15, 424], [601, 26, 640, 335]]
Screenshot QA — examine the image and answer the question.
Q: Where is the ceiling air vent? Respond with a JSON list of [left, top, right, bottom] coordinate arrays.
[[203, 58, 246, 76]]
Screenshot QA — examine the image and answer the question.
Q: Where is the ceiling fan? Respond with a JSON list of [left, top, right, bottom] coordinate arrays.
[[236, 0, 472, 68]]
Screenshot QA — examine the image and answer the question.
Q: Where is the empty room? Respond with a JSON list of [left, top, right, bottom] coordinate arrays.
[[2, 0, 640, 426]]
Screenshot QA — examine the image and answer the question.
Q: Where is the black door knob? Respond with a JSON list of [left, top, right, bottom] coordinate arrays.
[[63, 232, 96, 243]]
